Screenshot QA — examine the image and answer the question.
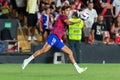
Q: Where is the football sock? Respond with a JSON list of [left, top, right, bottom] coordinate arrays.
[[73, 63, 81, 70], [27, 55, 35, 62]]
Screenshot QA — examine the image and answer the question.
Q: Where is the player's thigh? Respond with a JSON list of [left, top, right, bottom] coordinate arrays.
[[41, 43, 51, 52], [61, 45, 73, 55]]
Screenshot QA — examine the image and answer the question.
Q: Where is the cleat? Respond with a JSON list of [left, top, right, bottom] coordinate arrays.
[[77, 67, 87, 74], [22, 59, 29, 70]]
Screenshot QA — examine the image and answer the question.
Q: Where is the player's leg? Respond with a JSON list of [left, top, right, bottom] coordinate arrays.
[[61, 45, 87, 73], [22, 43, 51, 69], [61, 45, 75, 64], [33, 44, 51, 57]]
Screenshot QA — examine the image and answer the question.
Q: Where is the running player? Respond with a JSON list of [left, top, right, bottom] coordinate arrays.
[[22, 6, 87, 73]]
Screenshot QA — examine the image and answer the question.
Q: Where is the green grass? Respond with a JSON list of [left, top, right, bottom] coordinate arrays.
[[0, 64, 120, 80]]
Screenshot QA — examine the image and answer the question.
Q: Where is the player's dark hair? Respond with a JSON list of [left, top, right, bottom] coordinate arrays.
[[61, 6, 70, 11]]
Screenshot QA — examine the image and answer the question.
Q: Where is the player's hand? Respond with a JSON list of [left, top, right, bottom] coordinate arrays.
[[75, 20, 81, 24]]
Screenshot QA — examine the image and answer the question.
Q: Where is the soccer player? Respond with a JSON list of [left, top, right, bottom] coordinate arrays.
[[22, 6, 87, 73]]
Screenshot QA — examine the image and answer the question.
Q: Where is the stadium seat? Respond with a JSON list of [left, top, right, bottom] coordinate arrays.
[[5, 40, 20, 53], [53, 52, 65, 64]]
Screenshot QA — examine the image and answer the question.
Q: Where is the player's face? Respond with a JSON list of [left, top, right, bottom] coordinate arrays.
[[64, 8, 70, 16]]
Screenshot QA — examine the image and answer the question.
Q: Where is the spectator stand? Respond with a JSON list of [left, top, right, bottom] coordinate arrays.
[[0, 19, 26, 53]]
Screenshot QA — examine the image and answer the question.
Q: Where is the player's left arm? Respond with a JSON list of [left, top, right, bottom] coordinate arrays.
[[64, 19, 81, 25]]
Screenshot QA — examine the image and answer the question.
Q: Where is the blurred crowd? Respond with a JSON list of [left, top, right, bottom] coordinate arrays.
[[0, 0, 120, 45]]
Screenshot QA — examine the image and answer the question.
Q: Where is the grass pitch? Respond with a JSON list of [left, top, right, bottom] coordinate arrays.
[[0, 64, 120, 80]]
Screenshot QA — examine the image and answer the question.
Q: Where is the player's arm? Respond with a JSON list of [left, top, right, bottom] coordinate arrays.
[[64, 19, 81, 25]]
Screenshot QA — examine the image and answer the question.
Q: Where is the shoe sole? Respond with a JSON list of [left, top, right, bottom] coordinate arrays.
[[79, 67, 87, 74], [22, 59, 27, 70]]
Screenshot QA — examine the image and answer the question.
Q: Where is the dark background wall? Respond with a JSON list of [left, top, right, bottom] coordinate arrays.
[[0, 19, 18, 40], [0, 43, 120, 63], [81, 43, 120, 63]]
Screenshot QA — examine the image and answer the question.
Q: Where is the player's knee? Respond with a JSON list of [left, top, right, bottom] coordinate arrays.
[[67, 52, 73, 56]]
